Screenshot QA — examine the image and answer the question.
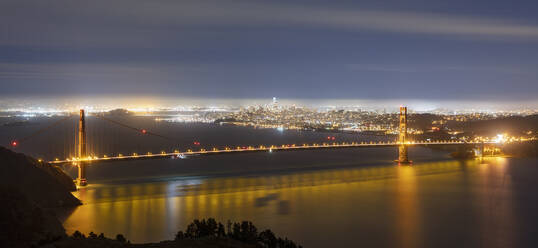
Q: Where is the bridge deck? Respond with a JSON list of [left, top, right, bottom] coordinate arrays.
[[48, 141, 494, 165]]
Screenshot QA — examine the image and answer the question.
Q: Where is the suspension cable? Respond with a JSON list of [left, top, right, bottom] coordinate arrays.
[[11, 114, 74, 146], [93, 114, 172, 141]]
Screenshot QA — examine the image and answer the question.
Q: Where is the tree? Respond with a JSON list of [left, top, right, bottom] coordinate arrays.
[[217, 223, 226, 237], [116, 234, 126, 243], [232, 222, 241, 240], [175, 231, 185, 240], [226, 220, 233, 236], [258, 229, 277, 248], [174, 219, 301, 247], [277, 237, 302, 248], [206, 218, 218, 237], [239, 221, 257, 243], [72, 230, 84, 239]]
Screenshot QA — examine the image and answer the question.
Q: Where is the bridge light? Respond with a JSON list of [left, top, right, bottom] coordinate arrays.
[[11, 141, 18, 147], [38, 158, 43, 162], [118, 153, 123, 157], [494, 134, 506, 143], [141, 129, 147, 134]]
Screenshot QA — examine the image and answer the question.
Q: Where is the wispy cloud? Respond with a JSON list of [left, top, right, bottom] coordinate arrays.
[[2, 0, 538, 48], [346, 64, 534, 74]]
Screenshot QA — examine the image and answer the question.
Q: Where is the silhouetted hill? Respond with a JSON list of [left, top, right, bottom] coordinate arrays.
[[463, 115, 538, 136], [0, 187, 66, 247], [407, 114, 538, 136], [0, 146, 80, 208], [104, 108, 133, 117]]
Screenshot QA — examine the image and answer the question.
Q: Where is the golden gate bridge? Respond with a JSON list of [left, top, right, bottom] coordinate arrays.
[[7, 107, 499, 186]]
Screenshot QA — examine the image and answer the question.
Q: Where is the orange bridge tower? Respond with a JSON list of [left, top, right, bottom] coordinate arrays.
[[77, 109, 87, 186], [398, 106, 410, 164]]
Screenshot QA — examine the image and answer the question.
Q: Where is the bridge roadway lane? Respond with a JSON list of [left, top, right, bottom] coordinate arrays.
[[48, 141, 495, 165]]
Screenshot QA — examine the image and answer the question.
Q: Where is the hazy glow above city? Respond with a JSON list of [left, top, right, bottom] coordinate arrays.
[[1, 95, 537, 114]]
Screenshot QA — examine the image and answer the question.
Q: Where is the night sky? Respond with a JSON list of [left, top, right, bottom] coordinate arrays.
[[1, 0, 538, 104]]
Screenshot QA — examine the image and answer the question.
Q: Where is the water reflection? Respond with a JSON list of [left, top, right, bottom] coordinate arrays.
[[396, 165, 420, 248], [476, 157, 515, 247], [60, 158, 527, 247]]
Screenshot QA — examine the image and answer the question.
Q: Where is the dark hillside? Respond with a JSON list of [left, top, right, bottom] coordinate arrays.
[[0, 146, 80, 208], [461, 115, 538, 136], [0, 187, 66, 247]]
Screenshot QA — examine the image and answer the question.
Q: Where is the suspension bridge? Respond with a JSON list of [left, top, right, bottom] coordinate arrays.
[[7, 107, 500, 186]]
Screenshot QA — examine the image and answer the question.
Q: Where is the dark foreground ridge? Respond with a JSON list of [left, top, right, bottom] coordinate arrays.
[[0, 146, 80, 208], [0, 146, 81, 247], [0, 147, 301, 247]]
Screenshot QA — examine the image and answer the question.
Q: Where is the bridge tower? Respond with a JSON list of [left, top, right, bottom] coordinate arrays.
[[77, 109, 87, 186], [398, 106, 410, 164]]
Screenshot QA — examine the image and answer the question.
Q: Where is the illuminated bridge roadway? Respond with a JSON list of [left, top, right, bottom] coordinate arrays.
[[48, 140, 496, 165]]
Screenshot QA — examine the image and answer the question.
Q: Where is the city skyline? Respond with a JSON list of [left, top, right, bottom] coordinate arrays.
[[2, 95, 538, 113]]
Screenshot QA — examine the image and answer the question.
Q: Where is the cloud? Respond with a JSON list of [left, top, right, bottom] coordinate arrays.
[[346, 64, 534, 74], [2, 0, 538, 48]]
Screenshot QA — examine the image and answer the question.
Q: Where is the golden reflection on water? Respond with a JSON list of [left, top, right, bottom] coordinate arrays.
[[62, 158, 517, 247], [475, 157, 515, 247], [396, 165, 420, 248]]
